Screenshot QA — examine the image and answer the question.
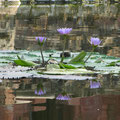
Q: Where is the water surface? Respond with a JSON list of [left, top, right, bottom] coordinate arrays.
[[0, 1, 120, 120], [0, 2, 119, 56]]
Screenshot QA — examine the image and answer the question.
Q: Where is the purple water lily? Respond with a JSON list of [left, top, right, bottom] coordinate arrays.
[[90, 37, 101, 46], [35, 36, 46, 65], [57, 28, 72, 63], [36, 36, 46, 46], [90, 81, 101, 89], [57, 28, 72, 35], [35, 89, 46, 96], [85, 37, 101, 63], [56, 93, 71, 100]]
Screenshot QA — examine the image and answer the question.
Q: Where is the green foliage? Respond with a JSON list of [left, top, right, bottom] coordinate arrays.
[[0, 50, 120, 74], [69, 51, 86, 64], [14, 55, 37, 67], [59, 63, 77, 69], [106, 60, 120, 67], [106, 62, 116, 67]]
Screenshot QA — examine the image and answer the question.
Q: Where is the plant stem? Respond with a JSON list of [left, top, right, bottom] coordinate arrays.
[[84, 47, 95, 63], [40, 47, 44, 65], [61, 36, 66, 63]]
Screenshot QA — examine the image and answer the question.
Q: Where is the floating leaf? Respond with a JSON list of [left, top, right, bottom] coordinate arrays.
[[116, 60, 120, 63], [106, 62, 116, 67], [95, 58, 104, 63], [38, 68, 93, 75], [94, 66, 120, 74]]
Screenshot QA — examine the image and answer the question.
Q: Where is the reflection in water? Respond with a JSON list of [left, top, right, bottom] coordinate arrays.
[[90, 80, 101, 88], [0, 74, 120, 120], [0, 0, 20, 50], [15, 3, 120, 57], [1, 94, 120, 120], [0, 2, 119, 56], [35, 83, 46, 95], [0, 1, 120, 120], [0, 103, 32, 120], [56, 92, 71, 100]]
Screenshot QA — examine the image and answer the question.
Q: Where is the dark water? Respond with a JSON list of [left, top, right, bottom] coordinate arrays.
[[0, 1, 120, 120], [0, 74, 120, 120]]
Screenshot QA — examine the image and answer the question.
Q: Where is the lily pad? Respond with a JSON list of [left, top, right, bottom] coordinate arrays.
[[38, 68, 93, 75], [94, 66, 120, 74], [0, 50, 120, 75], [34, 74, 95, 81]]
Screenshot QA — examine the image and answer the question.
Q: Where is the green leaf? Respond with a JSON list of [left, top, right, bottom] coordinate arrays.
[[59, 63, 77, 69], [17, 55, 21, 60], [116, 60, 120, 63], [106, 62, 116, 67], [14, 55, 37, 67], [69, 51, 86, 64]]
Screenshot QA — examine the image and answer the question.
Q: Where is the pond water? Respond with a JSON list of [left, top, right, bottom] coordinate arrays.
[[0, 1, 120, 56], [0, 1, 120, 120], [0, 74, 120, 120]]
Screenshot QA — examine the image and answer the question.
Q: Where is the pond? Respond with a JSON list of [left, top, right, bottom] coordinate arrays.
[[0, 0, 120, 120]]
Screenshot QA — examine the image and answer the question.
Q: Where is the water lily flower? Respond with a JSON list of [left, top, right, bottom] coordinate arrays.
[[36, 36, 46, 46], [35, 36, 46, 65], [57, 28, 72, 63], [56, 92, 71, 100], [90, 37, 101, 46], [57, 28, 72, 35], [35, 89, 46, 96], [90, 81, 101, 89], [85, 37, 101, 63]]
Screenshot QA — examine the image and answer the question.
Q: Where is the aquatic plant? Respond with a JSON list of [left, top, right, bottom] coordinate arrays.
[[14, 28, 120, 78], [14, 55, 37, 67], [90, 80, 101, 89], [57, 28, 72, 35], [36, 37, 46, 46], [36, 36, 46, 65], [57, 28, 72, 63], [84, 37, 101, 62], [56, 91, 71, 100], [90, 37, 101, 46]]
